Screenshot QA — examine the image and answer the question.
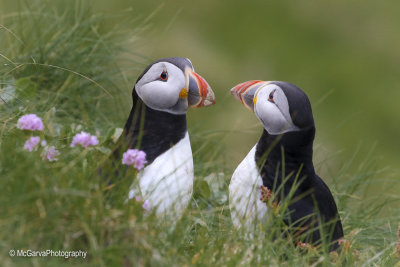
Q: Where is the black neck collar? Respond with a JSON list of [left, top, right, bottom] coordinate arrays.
[[120, 91, 187, 164], [255, 127, 316, 192]]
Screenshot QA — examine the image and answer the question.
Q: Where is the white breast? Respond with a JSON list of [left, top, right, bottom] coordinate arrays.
[[128, 132, 193, 219], [229, 145, 268, 230]]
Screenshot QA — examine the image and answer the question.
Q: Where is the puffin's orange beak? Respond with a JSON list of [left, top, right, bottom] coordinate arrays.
[[185, 68, 216, 107], [230, 80, 268, 112]]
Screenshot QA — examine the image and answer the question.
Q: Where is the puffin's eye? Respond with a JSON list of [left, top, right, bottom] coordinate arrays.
[[160, 71, 168, 81], [268, 89, 276, 103]]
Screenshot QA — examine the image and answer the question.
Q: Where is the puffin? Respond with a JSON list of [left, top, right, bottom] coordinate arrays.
[[107, 57, 215, 218], [229, 80, 343, 249]]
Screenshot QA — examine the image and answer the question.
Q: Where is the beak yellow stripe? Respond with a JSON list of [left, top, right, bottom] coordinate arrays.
[[179, 88, 188, 98]]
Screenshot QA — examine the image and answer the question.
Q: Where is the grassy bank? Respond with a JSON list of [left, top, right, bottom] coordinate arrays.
[[1, 2, 400, 266]]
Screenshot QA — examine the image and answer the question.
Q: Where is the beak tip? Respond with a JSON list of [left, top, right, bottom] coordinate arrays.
[[230, 80, 265, 111], [204, 89, 216, 106], [187, 69, 216, 108], [230, 87, 241, 102]]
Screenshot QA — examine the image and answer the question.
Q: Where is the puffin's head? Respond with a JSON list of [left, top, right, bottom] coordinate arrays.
[[134, 57, 215, 114], [231, 81, 314, 135]]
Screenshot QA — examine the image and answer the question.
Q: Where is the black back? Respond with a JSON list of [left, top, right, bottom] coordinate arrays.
[[255, 123, 343, 250]]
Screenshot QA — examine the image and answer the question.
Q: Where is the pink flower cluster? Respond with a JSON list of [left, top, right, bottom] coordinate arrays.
[[70, 131, 99, 148], [122, 149, 147, 170], [40, 146, 60, 162], [18, 114, 60, 162], [22, 136, 59, 162], [24, 136, 41, 152], [17, 114, 44, 131], [17, 114, 103, 164]]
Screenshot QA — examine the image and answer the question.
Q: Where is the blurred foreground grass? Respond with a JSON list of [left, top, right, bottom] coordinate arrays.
[[1, 2, 400, 266]]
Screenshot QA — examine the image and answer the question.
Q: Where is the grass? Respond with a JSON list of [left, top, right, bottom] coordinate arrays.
[[1, 2, 400, 266]]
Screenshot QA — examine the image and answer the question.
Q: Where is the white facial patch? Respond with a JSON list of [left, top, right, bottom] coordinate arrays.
[[135, 62, 187, 113], [254, 84, 300, 135]]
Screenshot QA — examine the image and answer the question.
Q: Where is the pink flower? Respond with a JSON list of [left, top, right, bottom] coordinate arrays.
[[70, 131, 99, 148], [41, 140, 47, 147], [17, 114, 44, 131], [128, 192, 150, 211], [142, 200, 150, 211], [122, 149, 147, 170], [24, 136, 41, 152], [41, 146, 60, 162]]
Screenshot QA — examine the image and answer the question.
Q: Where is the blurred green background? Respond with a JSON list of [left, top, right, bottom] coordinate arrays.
[[1, 0, 399, 182], [1, 1, 399, 265]]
